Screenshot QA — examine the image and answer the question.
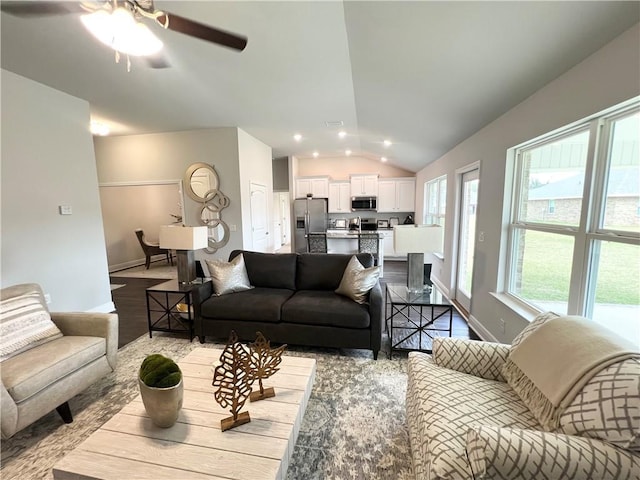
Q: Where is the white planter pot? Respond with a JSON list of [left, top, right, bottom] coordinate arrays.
[[138, 377, 183, 428]]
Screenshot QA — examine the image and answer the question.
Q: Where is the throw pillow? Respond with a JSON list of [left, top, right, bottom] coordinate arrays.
[[205, 253, 252, 296], [335, 255, 380, 304], [0, 292, 63, 361]]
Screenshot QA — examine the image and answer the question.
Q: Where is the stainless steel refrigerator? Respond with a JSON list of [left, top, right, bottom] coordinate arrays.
[[294, 198, 328, 253]]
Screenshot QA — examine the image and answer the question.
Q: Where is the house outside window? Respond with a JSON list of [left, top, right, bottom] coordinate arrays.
[[505, 100, 639, 340], [424, 175, 447, 228]]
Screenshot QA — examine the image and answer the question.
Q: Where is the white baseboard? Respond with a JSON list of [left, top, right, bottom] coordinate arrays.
[[468, 315, 499, 343], [88, 301, 116, 313], [109, 255, 168, 273], [431, 277, 449, 298]]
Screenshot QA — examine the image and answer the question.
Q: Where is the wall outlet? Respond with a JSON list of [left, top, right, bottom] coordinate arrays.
[[230, 224, 237, 232], [499, 318, 506, 334], [44, 293, 52, 304], [59, 205, 72, 215], [478, 231, 485, 242]]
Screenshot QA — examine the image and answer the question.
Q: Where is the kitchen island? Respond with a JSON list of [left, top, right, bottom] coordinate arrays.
[[326, 229, 385, 277]]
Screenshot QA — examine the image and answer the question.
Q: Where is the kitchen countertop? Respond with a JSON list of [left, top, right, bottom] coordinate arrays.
[[326, 229, 386, 238]]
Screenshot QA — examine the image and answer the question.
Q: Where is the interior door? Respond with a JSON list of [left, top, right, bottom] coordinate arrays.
[[250, 182, 269, 252], [272, 193, 282, 251], [455, 169, 479, 312]]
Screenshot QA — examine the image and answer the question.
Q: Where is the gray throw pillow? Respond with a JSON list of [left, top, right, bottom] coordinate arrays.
[[335, 255, 380, 304], [205, 253, 252, 296]]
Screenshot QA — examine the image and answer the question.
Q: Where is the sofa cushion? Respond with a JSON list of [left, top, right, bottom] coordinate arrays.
[[1, 336, 106, 402], [281, 290, 370, 329], [296, 253, 374, 291], [0, 289, 63, 362], [406, 352, 540, 479], [229, 250, 297, 290], [205, 253, 251, 295], [335, 255, 380, 304], [201, 287, 294, 323]]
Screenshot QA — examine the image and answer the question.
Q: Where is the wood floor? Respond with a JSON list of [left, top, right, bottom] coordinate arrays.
[[110, 259, 478, 350]]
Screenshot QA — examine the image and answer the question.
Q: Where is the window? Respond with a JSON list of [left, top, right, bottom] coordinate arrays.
[[424, 175, 447, 228], [505, 101, 639, 340]]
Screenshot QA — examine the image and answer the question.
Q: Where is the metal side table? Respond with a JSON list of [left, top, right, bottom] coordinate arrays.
[[385, 283, 453, 357], [146, 279, 210, 342]]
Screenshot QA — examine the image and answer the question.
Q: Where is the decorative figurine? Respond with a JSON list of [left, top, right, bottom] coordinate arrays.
[[212, 331, 253, 431], [248, 332, 287, 402]]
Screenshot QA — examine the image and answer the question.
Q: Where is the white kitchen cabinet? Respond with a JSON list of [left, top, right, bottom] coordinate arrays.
[[350, 174, 378, 197], [295, 176, 329, 199], [377, 178, 416, 212], [328, 182, 351, 213]]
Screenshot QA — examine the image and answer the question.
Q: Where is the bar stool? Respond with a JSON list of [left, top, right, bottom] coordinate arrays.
[[358, 233, 379, 264], [308, 233, 328, 253]]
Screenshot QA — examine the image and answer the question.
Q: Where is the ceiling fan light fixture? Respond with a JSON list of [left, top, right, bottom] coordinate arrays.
[[81, 8, 163, 57]]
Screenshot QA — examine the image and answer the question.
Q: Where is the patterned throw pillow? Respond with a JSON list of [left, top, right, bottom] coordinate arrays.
[[0, 291, 62, 361], [335, 255, 380, 304], [205, 253, 252, 296]]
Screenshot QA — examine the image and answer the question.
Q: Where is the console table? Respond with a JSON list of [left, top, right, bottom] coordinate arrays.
[[385, 283, 453, 357], [146, 279, 210, 342]]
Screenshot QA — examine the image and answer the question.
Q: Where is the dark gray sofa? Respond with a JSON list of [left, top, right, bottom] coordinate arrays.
[[192, 250, 383, 359]]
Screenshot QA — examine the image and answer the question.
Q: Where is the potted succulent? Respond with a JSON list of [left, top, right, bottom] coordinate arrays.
[[138, 354, 183, 428]]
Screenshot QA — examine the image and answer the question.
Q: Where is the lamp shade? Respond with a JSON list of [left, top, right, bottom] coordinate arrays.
[[393, 224, 443, 254], [159, 226, 208, 250]]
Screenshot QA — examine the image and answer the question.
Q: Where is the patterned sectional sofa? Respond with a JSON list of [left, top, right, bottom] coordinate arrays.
[[406, 312, 640, 479]]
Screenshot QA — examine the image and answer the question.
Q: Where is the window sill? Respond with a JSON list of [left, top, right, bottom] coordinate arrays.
[[489, 292, 540, 323]]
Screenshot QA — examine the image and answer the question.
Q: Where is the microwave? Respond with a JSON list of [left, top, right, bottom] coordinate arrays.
[[351, 196, 377, 211]]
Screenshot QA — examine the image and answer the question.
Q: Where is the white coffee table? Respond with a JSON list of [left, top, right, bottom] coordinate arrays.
[[53, 348, 316, 480]]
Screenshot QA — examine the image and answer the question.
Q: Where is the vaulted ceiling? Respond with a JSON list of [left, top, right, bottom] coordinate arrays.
[[2, 1, 638, 172]]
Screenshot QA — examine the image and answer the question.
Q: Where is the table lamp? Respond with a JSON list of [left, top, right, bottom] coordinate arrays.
[[393, 224, 443, 293], [159, 225, 209, 284]]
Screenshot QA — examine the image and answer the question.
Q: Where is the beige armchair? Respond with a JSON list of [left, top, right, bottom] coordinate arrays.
[[1, 283, 118, 439]]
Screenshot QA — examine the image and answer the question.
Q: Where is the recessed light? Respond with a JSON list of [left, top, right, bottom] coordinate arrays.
[[313, 151, 319, 158], [294, 134, 302, 142], [338, 130, 347, 139], [90, 121, 110, 136], [383, 139, 392, 147], [381, 157, 388, 162], [345, 149, 352, 156]]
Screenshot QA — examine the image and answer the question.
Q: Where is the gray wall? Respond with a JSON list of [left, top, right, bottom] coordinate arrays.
[[272, 156, 289, 191], [94, 127, 273, 261], [415, 23, 640, 342], [1, 70, 113, 312]]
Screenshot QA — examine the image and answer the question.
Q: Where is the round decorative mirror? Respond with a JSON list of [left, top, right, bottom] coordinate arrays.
[[184, 162, 231, 252], [184, 163, 219, 202]]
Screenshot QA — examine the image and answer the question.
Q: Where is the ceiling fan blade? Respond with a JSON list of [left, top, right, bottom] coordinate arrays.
[[0, 1, 89, 17], [158, 12, 247, 52]]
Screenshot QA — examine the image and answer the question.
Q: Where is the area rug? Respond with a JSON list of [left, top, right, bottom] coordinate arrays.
[[110, 263, 177, 280], [0, 334, 413, 480]]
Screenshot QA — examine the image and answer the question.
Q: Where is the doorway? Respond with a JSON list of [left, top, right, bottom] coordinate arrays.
[[250, 182, 269, 252], [455, 167, 479, 312]]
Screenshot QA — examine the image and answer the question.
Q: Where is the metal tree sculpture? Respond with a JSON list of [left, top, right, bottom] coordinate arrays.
[[248, 331, 287, 402], [212, 331, 254, 431]]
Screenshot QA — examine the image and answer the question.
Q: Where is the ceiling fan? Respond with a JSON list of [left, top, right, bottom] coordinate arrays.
[[1, 1, 248, 61]]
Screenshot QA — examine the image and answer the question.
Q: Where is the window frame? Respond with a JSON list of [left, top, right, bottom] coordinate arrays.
[[503, 99, 640, 318], [424, 174, 447, 227]]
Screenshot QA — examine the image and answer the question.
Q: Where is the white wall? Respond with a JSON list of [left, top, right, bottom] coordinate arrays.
[[415, 23, 640, 342], [237, 129, 274, 251], [297, 155, 414, 179], [1, 70, 113, 312]]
